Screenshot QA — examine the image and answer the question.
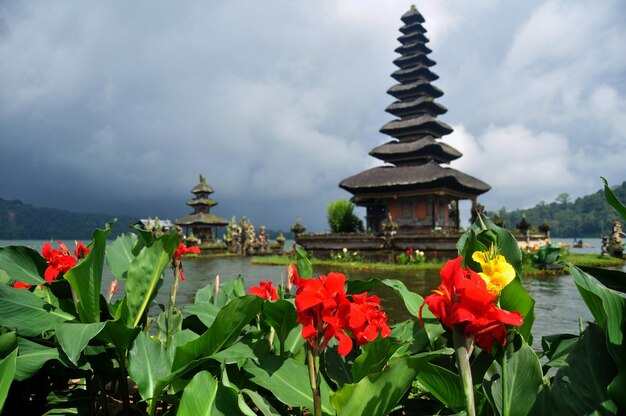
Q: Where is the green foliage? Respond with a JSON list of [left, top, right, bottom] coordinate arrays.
[[486, 180, 626, 237], [326, 199, 364, 233]]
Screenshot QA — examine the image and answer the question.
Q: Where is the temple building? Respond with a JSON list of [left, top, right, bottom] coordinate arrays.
[[340, 5, 490, 234], [175, 175, 228, 243]]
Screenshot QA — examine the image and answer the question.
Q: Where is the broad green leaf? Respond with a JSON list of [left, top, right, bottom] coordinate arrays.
[[569, 264, 626, 359], [483, 337, 543, 416], [323, 345, 353, 386], [55, 322, 106, 365], [295, 244, 312, 279], [240, 389, 281, 416], [352, 337, 402, 382], [499, 277, 535, 344], [95, 318, 140, 352], [209, 339, 257, 364], [105, 233, 137, 279], [156, 307, 183, 346], [177, 370, 218, 416], [390, 320, 431, 355], [184, 302, 221, 328], [578, 265, 626, 294], [551, 323, 617, 415], [128, 331, 173, 403], [416, 363, 465, 412], [64, 225, 111, 323], [457, 229, 488, 272], [0, 332, 17, 358], [173, 296, 263, 370], [125, 232, 179, 327], [540, 333, 578, 368], [244, 355, 334, 416], [15, 337, 65, 381], [262, 299, 298, 354], [601, 177, 626, 220], [0, 348, 17, 413], [0, 246, 46, 285], [334, 350, 447, 416], [0, 283, 75, 336]]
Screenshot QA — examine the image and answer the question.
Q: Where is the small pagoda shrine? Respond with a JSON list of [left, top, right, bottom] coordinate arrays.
[[340, 5, 490, 233], [175, 175, 228, 243]]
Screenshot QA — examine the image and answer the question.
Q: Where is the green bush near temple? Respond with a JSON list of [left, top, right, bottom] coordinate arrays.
[[326, 199, 364, 233]]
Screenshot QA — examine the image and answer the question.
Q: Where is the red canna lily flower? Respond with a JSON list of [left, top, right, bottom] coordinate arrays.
[[13, 281, 32, 290], [341, 293, 391, 346], [74, 241, 90, 259], [287, 263, 300, 288], [419, 256, 523, 352], [406, 248, 414, 255], [42, 241, 77, 283], [249, 281, 279, 301], [172, 243, 201, 281]]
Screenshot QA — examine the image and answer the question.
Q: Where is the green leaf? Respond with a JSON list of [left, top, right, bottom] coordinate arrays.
[[578, 265, 626, 294], [64, 225, 111, 323], [333, 351, 446, 416], [55, 321, 106, 365], [209, 339, 257, 364], [240, 389, 281, 416], [125, 232, 179, 327], [0, 246, 46, 285], [244, 355, 334, 415], [0, 332, 17, 358], [483, 337, 543, 416], [551, 323, 617, 415], [177, 370, 218, 416], [569, 264, 626, 360], [323, 345, 353, 386], [540, 333, 578, 368], [184, 302, 221, 328], [95, 318, 140, 352], [173, 296, 263, 369], [0, 348, 17, 413], [128, 331, 173, 403], [0, 283, 75, 337], [601, 177, 626, 221], [295, 245, 312, 279], [416, 363, 465, 412], [499, 277, 535, 344], [105, 233, 137, 279], [352, 337, 403, 382], [15, 337, 65, 381], [262, 300, 298, 354]]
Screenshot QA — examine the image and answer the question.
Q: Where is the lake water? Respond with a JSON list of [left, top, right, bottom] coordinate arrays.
[[1, 238, 619, 347]]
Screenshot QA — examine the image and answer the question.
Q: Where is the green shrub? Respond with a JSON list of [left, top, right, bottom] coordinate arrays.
[[327, 199, 364, 233]]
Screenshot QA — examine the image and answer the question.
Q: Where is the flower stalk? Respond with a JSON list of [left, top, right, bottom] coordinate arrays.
[[306, 345, 322, 416], [453, 325, 475, 416]]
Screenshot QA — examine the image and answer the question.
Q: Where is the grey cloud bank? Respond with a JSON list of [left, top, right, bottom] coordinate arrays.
[[1, 1, 624, 231]]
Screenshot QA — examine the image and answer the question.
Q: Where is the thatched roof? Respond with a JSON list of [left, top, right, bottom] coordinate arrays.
[[393, 53, 436, 69], [398, 31, 429, 45], [399, 22, 426, 35], [395, 42, 431, 55], [175, 212, 228, 227], [391, 65, 438, 83], [186, 198, 218, 207], [386, 97, 447, 118], [191, 183, 214, 194], [380, 114, 453, 139], [339, 161, 490, 196], [401, 5, 425, 24], [370, 137, 462, 164], [387, 80, 443, 100]]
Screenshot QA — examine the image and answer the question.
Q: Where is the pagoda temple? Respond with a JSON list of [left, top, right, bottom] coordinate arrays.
[[175, 175, 228, 243], [340, 5, 490, 234]]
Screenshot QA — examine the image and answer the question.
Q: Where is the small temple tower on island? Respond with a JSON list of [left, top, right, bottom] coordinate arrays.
[[176, 175, 228, 244], [340, 5, 490, 234]]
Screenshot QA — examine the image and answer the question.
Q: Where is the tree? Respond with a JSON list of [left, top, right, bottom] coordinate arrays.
[[555, 193, 571, 205], [326, 199, 364, 233]]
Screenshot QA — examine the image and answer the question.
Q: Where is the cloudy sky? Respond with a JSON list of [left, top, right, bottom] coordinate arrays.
[[1, 0, 624, 231]]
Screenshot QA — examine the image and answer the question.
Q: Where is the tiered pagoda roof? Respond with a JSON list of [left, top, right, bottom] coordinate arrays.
[[340, 5, 489, 199], [176, 175, 228, 227]]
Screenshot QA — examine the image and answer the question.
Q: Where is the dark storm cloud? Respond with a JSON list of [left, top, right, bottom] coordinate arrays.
[[1, 1, 625, 230]]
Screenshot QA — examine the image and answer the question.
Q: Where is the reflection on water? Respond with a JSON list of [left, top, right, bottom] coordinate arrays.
[[0, 240, 605, 346]]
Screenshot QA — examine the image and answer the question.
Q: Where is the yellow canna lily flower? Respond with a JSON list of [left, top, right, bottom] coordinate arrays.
[[472, 249, 516, 296]]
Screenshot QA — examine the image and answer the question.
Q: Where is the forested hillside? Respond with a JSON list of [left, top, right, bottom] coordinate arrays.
[[0, 197, 138, 239], [486, 181, 626, 237]]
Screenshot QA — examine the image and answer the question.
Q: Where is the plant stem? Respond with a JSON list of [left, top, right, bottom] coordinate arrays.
[[453, 325, 476, 416], [306, 346, 321, 416], [166, 262, 181, 348], [117, 348, 130, 413], [502, 344, 510, 416]]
